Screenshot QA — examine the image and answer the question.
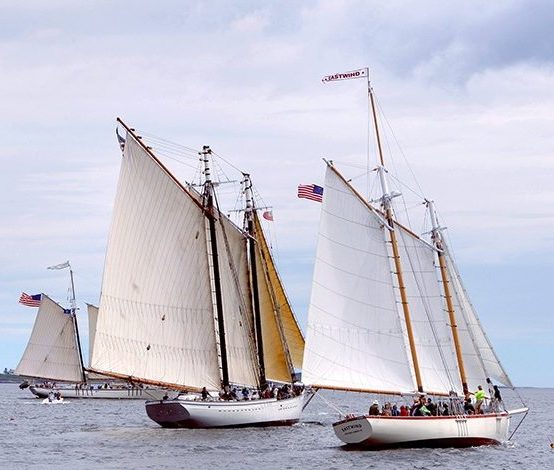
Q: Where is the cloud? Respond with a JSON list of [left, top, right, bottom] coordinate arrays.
[[1, 0, 553, 386]]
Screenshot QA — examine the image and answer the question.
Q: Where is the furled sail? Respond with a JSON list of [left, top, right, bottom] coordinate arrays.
[[253, 212, 305, 382], [302, 165, 416, 394], [15, 295, 83, 382], [443, 248, 513, 389], [90, 131, 221, 390], [393, 227, 461, 395]]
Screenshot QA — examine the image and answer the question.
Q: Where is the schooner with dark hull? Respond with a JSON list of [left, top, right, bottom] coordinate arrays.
[[302, 69, 527, 448], [89, 120, 306, 428]]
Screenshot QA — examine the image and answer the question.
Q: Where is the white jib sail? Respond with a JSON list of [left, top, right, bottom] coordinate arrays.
[[91, 132, 221, 390], [444, 249, 513, 389], [394, 227, 461, 395], [302, 165, 416, 393], [86, 303, 98, 366], [15, 295, 83, 382]]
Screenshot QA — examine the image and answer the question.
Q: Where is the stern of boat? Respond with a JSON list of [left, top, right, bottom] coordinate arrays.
[[145, 399, 191, 428]]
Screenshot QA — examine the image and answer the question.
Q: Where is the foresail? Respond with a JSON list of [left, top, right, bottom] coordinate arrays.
[[253, 212, 304, 382], [302, 165, 416, 394], [215, 213, 260, 387], [86, 303, 98, 367], [15, 295, 83, 382], [444, 249, 513, 389], [91, 131, 221, 390], [394, 226, 461, 395]]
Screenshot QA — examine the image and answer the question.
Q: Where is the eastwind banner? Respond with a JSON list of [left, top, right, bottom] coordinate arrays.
[[322, 67, 369, 83]]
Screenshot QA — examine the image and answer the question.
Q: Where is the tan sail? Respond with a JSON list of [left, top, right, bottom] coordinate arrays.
[[253, 212, 304, 381]]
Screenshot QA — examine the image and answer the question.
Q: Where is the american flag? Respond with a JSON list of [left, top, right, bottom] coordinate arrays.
[[19, 293, 42, 308], [297, 184, 324, 203]]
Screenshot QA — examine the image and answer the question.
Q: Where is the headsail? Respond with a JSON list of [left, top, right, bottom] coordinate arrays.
[[302, 164, 416, 394], [443, 248, 513, 389], [16, 294, 83, 382], [90, 128, 221, 390], [86, 303, 98, 366], [253, 212, 305, 382]]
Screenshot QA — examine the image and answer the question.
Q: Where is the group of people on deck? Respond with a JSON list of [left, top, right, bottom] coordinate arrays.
[[198, 383, 304, 402], [368, 378, 505, 417]]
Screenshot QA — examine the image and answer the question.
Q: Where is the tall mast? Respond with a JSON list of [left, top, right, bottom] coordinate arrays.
[[202, 146, 230, 388], [369, 84, 424, 393], [427, 200, 469, 395], [68, 265, 87, 383], [243, 174, 266, 388]]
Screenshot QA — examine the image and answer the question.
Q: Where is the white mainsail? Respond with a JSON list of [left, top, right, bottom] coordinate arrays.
[[90, 132, 221, 390], [215, 213, 260, 387], [394, 227, 460, 395], [443, 248, 513, 390], [302, 165, 416, 394], [16, 295, 83, 382]]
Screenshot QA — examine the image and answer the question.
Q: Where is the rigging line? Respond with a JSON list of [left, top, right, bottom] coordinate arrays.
[[138, 131, 201, 154], [211, 150, 245, 175], [149, 150, 200, 171], [374, 92, 426, 197], [141, 139, 200, 158], [314, 388, 349, 416], [388, 173, 427, 201], [508, 409, 529, 441]]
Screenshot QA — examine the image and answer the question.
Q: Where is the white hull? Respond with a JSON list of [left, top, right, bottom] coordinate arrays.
[[30, 385, 167, 400], [333, 409, 527, 448], [145, 394, 305, 428]]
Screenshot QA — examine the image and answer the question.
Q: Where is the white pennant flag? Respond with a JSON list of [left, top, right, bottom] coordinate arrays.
[[47, 261, 70, 270], [322, 67, 369, 83]]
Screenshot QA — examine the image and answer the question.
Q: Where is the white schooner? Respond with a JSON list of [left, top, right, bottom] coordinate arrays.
[[302, 70, 528, 448], [88, 119, 306, 428], [16, 266, 166, 400]]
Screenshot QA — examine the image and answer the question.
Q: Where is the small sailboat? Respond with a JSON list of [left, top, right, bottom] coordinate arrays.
[[302, 72, 528, 448], [89, 119, 306, 428]]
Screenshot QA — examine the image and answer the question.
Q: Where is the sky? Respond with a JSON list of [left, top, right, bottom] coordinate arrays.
[[1, 0, 553, 388]]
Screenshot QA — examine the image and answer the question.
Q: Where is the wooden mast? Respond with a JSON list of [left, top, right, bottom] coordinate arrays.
[[427, 200, 469, 395], [243, 173, 267, 389], [369, 83, 424, 393], [202, 146, 230, 388]]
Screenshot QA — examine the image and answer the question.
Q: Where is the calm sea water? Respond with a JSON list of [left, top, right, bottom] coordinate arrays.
[[1, 384, 552, 469]]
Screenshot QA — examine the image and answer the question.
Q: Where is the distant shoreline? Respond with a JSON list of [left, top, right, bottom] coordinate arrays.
[[0, 374, 23, 384]]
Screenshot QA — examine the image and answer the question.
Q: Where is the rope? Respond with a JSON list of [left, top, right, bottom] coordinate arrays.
[[508, 408, 529, 441], [314, 390, 349, 417]]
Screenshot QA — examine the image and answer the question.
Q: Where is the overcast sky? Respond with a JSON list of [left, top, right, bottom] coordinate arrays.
[[1, 0, 553, 388]]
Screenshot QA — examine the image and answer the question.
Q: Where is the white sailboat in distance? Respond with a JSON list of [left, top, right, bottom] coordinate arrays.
[[88, 119, 307, 428], [302, 70, 528, 449], [17, 264, 167, 400]]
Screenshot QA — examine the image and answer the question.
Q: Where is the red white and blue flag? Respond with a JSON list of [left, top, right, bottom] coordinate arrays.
[[19, 293, 42, 307], [298, 184, 324, 203]]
